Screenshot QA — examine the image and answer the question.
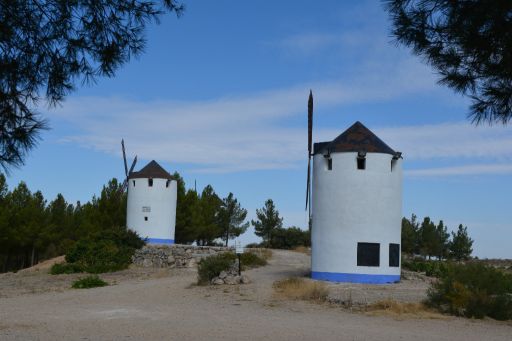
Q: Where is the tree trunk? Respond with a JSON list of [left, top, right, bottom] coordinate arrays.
[[2, 253, 8, 273], [20, 253, 25, 270], [31, 246, 35, 267]]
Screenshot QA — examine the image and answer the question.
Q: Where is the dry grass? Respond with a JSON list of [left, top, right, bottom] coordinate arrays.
[[292, 246, 311, 255], [19, 256, 66, 273], [273, 277, 328, 302], [246, 248, 272, 261], [365, 300, 445, 319]]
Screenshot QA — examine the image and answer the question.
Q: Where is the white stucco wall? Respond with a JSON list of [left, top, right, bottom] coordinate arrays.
[[126, 178, 177, 243], [311, 152, 402, 281]]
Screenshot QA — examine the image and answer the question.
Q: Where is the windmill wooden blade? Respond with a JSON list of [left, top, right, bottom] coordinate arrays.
[[128, 155, 138, 175], [305, 157, 311, 210], [121, 139, 128, 177], [306, 90, 314, 211], [308, 90, 313, 156]]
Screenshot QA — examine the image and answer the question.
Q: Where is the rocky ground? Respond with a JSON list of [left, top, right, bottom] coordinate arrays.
[[0, 250, 510, 340]]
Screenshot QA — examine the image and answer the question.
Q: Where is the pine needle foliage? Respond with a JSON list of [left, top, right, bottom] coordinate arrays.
[[385, 0, 512, 124], [0, 1, 184, 170]]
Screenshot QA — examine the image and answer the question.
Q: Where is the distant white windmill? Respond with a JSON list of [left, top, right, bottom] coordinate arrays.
[[306, 93, 403, 284], [122, 140, 177, 245]]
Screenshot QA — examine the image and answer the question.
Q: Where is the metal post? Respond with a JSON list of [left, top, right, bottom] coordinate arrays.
[[237, 254, 241, 276]]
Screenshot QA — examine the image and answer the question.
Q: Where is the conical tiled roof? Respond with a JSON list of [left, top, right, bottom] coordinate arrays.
[[314, 121, 396, 155], [128, 160, 174, 180]]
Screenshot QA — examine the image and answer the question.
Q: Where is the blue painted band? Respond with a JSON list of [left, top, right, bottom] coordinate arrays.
[[311, 271, 400, 284], [146, 238, 175, 245]]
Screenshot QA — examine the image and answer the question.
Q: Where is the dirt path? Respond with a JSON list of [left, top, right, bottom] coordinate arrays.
[[0, 250, 510, 340]]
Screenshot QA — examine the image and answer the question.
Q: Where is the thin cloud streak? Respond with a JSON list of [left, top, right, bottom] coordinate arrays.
[[376, 123, 512, 161], [405, 163, 512, 177]]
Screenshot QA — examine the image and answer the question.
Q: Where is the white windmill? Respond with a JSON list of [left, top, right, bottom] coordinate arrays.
[[305, 93, 403, 284], [122, 140, 177, 245]]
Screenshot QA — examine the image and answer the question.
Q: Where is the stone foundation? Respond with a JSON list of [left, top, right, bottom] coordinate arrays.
[[132, 244, 232, 268]]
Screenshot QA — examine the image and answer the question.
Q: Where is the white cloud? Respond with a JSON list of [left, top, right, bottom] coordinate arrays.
[[51, 86, 512, 176], [405, 163, 512, 177], [50, 59, 438, 173], [50, 69, 512, 176], [376, 123, 512, 161]]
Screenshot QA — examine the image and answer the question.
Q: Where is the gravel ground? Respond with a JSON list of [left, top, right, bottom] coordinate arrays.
[[325, 270, 432, 306], [0, 250, 510, 340]]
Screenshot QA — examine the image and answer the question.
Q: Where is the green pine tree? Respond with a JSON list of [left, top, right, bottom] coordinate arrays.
[[195, 185, 222, 246], [419, 217, 437, 260], [218, 193, 249, 247], [401, 214, 419, 255], [251, 199, 283, 248], [176, 188, 201, 244], [449, 225, 474, 261], [435, 220, 450, 260]]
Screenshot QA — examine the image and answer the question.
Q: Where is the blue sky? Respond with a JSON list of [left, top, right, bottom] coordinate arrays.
[[5, 1, 512, 258]]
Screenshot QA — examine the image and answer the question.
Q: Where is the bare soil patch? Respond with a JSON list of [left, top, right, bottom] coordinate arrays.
[[0, 263, 183, 298]]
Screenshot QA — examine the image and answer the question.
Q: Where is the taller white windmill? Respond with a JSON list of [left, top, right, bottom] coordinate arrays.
[[305, 94, 403, 284]]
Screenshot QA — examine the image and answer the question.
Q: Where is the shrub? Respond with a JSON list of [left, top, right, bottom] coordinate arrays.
[[50, 262, 83, 275], [72, 275, 108, 289], [239, 252, 267, 268], [65, 227, 144, 273], [197, 251, 269, 285], [273, 277, 328, 301], [67, 239, 130, 273], [425, 262, 448, 277], [197, 253, 236, 285], [270, 227, 310, 249], [427, 262, 512, 320], [403, 259, 429, 272], [402, 259, 448, 278]]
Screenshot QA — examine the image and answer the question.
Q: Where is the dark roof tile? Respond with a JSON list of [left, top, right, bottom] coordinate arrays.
[[128, 160, 174, 180], [314, 121, 396, 155]]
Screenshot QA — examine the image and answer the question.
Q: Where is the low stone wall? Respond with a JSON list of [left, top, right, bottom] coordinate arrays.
[[132, 244, 233, 268]]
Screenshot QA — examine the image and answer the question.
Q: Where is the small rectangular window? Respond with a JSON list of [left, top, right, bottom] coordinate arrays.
[[144, 216, 148, 221], [357, 242, 380, 267], [389, 243, 400, 267], [132, 180, 135, 186], [166, 180, 170, 187], [148, 178, 153, 187], [357, 158, 366, 170], [327, 158, 332, 170], [391, 159, 397, 172]]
